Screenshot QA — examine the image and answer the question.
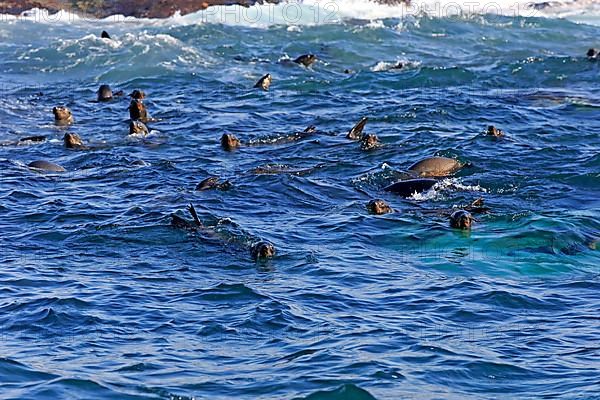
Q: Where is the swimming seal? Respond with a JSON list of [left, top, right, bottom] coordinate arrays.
[[360, 134, 381, 151], [129, 120, 149, 135], [384, 178, 437, 197], [19, 136, 46, 143], [254, 74, 272, 91], [486, 125, 504, 137], [101, 30, 111, 39], [449, 210, 475, 230], [171, 204, 276, 260], [221, 134, 241, 151], [53, 106, 73, 125], [367, 199, 392, 215], [129, 100, 149, 123], [28, 160, 66, 172], [64, 133, 87, 149], [97, 84, 113, 102], [347, 117, 368, 140], [408, 157, 464, 178], [587, 48, 598, 60], [251, 241, 276, 260], [196, 176, 232, 191], [294, 54, 317, 67]]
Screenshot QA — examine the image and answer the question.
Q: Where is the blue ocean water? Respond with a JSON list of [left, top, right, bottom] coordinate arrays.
[[1, 2, 599, 399]]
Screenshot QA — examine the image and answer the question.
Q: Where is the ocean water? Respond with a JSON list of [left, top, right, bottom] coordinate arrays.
[[1, 1, 599, 399]]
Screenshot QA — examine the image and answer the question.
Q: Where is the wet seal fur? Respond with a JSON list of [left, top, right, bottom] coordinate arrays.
[[28, 160, 66, 172], [384, 178, 437, 197], [587, 48, 598, 60], [171, 204, 275, 260], [450, 210, 475, 230], [408, 157, 464, 178], [367, 199, 393, 215], [294, 54, 317, 67], [486, 125, 504, 137], [64, 133, 87, 149], [196, 176, 232, 191], [53, 106, 73, 125], [347, 117, 382, 150], [221, 134, 241, 151], [129, 100, 149, 123], [129, 120, 149, 136], [254, 74, 272, 91], [97, 84, 123, 102]]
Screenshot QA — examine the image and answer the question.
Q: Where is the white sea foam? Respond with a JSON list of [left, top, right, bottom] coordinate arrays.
[[2, 0, 600, 27]]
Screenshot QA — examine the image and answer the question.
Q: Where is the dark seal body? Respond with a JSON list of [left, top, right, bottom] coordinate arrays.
[[254, 74, 272, 91], [384, 178, 437, 197], [408, 157, 463, 177], [129, 100, 149, 122], [294, 54, 317, 67], [28, 160, 66, 172]]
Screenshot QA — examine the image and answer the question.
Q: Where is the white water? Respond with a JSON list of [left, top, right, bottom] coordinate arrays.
[[1, 0, 600, 27]]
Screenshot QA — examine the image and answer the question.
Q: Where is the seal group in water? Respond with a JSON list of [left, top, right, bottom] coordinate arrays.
[[294, 54, 317, 67], [367, 199, 392, 215], [254, 74, 272, 91], [408, 157, 464, 178], [64, 133, 86, 149], [449, 210, 475, 230], [385, 178, 437, 197], [53, 106, 73, 124], [28, 160, 66, 172], [221, 134, 241, 151]]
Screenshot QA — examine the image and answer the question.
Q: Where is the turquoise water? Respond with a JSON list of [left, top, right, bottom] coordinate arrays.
[[1, 3, 599, 399]]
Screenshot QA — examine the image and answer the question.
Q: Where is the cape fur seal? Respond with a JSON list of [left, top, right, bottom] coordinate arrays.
[[64, 133, 87, 149], [28, 160, 66, 172], [385, 178, 437, 197], [294, 54, 317, 67], [129, 120, 149, 135], [347, 117, 368, 140], [449, 210, 475, 230], [254, 74, 272, 91], [129, 100, 149, 122], [367, 199, 393, 215], [171, 204, 276, 260], [486, 125, 504, 137], [53, 106, 73, 124], [408, 157, 464, 177], [587, 48, 598, 60]]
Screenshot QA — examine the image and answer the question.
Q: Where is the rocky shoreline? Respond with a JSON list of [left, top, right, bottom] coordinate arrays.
[[0, 0, 406, 19]]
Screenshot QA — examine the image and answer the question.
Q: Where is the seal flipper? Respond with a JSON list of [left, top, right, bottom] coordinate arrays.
[[101, 31, 111, 39], [347, 117, 368, 140], [188, 204, 204, 228]]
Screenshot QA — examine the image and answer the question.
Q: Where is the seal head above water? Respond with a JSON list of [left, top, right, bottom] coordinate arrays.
[[64, 133, 86, 149], [367, 199, 392, 215], [449, 210, 474, 230], [221, 134, 241, 151], [251, 241, 276, 260], [486, 125, 504, 137], [129, 120, 149, 135], [53, 106, 73, 124]]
